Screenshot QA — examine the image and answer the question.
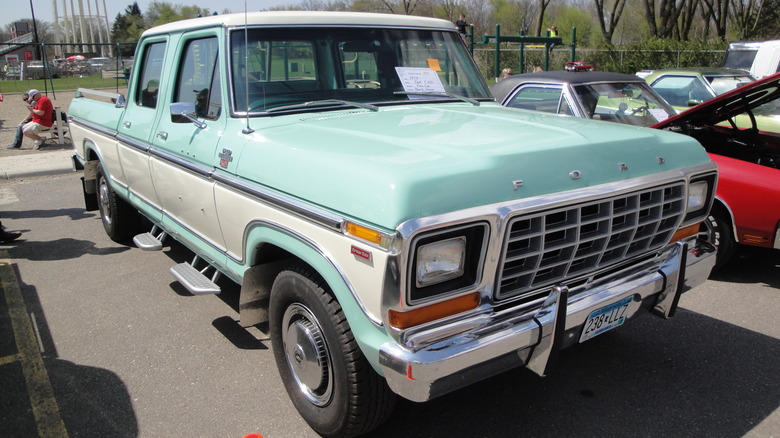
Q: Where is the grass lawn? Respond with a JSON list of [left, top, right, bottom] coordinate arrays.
[[0, 76, 127, 94]]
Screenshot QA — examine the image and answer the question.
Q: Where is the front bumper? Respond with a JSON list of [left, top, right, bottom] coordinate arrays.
[[378, 238, 715, 402]]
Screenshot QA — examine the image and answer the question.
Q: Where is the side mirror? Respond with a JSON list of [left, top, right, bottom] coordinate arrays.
[[687, 99, 702, 107], [170, 102, 206, 129]]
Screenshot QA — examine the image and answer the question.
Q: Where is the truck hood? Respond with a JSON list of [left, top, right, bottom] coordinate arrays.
[[235, 103, 710, 230]]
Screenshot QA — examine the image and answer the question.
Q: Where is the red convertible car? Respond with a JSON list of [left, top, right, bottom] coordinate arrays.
[[652, 72, 780, 270]]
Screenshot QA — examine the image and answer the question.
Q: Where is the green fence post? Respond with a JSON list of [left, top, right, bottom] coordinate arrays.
[[519, 29, 525, 73], [494, 24, 501, 80], [570, 27, 577, 63], [468, 24, 474, 55]]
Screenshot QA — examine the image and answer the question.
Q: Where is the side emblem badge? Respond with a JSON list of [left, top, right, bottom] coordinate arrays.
[[219, 148, 234, 168]]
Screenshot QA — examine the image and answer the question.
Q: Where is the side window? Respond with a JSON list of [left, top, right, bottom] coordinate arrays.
[[507, 86, 563, 114], [174, 37, 220, 120], [558, 96, 575, 116], [136, 42, 166, 109]]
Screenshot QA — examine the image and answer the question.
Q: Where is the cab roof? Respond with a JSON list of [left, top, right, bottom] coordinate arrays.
[[143, 11, 456, 36]]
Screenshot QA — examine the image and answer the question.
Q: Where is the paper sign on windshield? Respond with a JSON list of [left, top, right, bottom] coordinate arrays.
[[395, 67, 446, 95]]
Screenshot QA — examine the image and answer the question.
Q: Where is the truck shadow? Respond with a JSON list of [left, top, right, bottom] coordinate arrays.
[[1, 266, 138, 437], [710, 246, 780, 288], [374, 309, 780, 437]]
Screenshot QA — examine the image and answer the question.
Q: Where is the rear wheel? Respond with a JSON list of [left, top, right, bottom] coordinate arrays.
[[269, 265, 396, 437], [96, 166, 137, 242]]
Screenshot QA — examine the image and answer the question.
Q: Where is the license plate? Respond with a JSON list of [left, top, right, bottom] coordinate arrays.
[[579, 296, 632, 342]]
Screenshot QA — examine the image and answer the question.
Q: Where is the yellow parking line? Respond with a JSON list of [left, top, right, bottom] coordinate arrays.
[[1, 251, 69, 437], [0, 352, 23, 366]]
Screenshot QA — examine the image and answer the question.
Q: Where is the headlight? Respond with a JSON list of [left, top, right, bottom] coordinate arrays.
[[408, 223, 487, 304], [686, 181, 708, 214], [682, 172, 717, 225], [416, 237, 466, 287]]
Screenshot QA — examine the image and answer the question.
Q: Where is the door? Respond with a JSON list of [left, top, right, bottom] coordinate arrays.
[[149, 33, 228, 251], [117, 38, 168, 217]]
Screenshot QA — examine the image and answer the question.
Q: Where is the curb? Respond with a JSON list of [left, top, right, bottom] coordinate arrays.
[[0, 150, 76, 180]]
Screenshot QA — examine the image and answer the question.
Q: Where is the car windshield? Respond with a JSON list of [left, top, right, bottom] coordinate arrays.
[[229, 26, 491, 114], [704, 74, 754, 95], [571, 82, 675, 127]]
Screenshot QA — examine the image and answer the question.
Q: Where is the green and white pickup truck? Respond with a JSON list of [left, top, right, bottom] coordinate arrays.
[[69, 11, 718, 437]]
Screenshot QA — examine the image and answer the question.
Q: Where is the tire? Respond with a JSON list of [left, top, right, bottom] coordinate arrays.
[[269, 265, 396, 437], [95, 166, 137, 242], [700, 209, 736, 271]]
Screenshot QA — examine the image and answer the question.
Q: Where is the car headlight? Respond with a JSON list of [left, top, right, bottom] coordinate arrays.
[[682, 173, 717, 224], [416, 237, 466, 287], [686, 181, 708, 214], [408, 223, 487, 304]]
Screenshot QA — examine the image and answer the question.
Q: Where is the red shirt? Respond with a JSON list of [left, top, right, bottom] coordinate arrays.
[[32, 95, 54, 127]]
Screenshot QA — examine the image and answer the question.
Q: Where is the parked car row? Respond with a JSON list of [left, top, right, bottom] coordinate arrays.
[[2, 61, 60, 80], [2, 57, 128, 80], [492, 69, 780, 271]]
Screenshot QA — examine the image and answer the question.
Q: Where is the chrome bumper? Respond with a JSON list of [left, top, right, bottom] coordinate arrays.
[[378, 238, 715, 402]]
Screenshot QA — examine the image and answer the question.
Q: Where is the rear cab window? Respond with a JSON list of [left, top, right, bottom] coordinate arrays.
[[136, 41, 167, 109]]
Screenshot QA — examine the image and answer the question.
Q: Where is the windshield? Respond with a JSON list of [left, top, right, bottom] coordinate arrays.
[[722, 49, 758, 71], [229, 26, 491, 114], [704, 74, 754, 95], [571, 82, 675, 127]]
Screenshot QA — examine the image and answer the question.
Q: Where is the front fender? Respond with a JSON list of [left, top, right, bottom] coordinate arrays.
[[237, 221, 393, 375]]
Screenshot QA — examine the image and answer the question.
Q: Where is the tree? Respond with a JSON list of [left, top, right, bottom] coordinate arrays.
[[111, 2, 145, 56], [491, 0, 534, 35], [729, 0, 767, 39], [146, 1, 212, 26], [643, 0, 691, 39], [376, 0, 422, 14], [535, 0, 553, 35], [593, 0, 627, 43], [700, 0, 728, 39]]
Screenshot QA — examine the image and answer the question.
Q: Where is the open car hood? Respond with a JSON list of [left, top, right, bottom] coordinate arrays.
[[652, 71, 780, 129]]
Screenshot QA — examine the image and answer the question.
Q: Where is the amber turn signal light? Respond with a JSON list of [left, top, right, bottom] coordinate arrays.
[[388, 292, 480, 329], [671, 223, 700, 242]]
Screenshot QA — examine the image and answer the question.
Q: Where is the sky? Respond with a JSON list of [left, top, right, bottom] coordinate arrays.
[[3, 0, 302, 29]]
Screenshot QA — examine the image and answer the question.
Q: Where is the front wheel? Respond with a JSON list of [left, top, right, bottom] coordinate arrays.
[[269, 265, 396, 437]]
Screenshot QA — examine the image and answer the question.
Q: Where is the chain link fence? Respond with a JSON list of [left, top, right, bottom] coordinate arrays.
[[2, 42, 137, 82], [472, 46, 727, 82]]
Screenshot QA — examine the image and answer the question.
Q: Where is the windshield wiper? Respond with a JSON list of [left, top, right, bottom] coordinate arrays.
[[393, 91, 480, 106], [265, 99, 379, 113]]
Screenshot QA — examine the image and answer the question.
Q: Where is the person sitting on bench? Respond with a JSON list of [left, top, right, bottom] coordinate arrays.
[[22, 89, 54, 150]]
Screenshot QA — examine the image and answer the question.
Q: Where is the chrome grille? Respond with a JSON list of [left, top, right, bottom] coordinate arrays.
[[496, 183, 685, 301]]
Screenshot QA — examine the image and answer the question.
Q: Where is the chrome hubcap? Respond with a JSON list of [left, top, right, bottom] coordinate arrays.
[[282, 303, 333, 406], [98, 176, 112, 224]]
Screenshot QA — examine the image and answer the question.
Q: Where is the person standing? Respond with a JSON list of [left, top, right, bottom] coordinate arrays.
[[22, 89, 53, 150], [546, 25, 559, 55], [6, 92, 32, 149]]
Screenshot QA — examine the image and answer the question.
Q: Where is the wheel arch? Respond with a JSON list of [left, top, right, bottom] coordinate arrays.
[[712, 196, 738, 243], [238, 221, 390, 372]]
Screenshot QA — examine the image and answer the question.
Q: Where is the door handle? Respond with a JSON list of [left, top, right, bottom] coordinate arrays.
[[122, 121, 131, 128], [156, 131, 168, 140]]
